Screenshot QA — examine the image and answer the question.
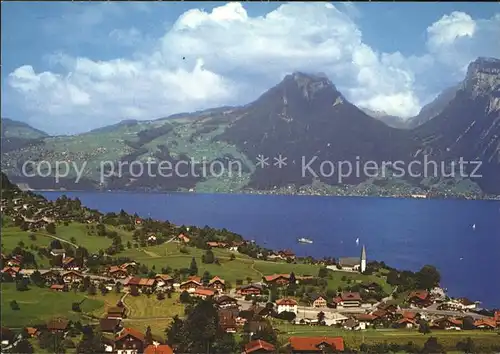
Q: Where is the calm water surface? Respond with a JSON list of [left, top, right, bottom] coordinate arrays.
[[42, 192, 500, 308]]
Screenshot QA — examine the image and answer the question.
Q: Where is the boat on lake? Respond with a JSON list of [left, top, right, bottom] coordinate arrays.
[[297, 237, 313, 244]]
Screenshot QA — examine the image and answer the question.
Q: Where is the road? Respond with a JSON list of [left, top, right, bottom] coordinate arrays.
[[232, 294, 490, 320]]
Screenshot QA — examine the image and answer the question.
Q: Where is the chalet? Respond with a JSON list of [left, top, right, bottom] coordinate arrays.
[[192, 287, 216, 299], [147, 234, 157, 244], [408, 290, 433, 308], [135, 218, 142, 225], [311, 295, 327, 308], [62, 270, 84, 283], [179, 278, 202, 293], [343, 318, 358, 330], [50, 284, 66, 292], [208, 276, 225, 292], [215, 295, 239, 309], [371, 309, 394, 321], [114, 327, 145, 354], [62, 257, 79, 270], [239, 284, 263, 296], [354, 314, 377, 329], [432, 317, 462, 330], [0, 327, 16, 346], [125, 277, 156, 292], [278, 249, 295, 259], [40, 270, 60, 283], [120, 263, 137, 274], [109, 266, 129, 279], [99, 318, 122, 334], [177, 233, 190, 243], [1, 266, 20, 277], [144, 344, 174, 354], [246, 321, 271, 336], [335, 292, 362, 308], [7, 255, 22, 267], [107, 306, 127, 320], [263, 274, 290, 286], [495, 311, 500, 325], [243, 339, 275, 354], [474, 318, 497, 330], [25, 327, 39, 338], [276, 298, 298, 314], [219, 309, 237, 333], [288, 336, 345, 353], [206, 241, 228, 248], [47, 318, 70, 333], [454, 297, 480, 310], [360, 282, 381, 292], [377, 302, 398, 313], [395, 317, 418, 329], [155, 274, 174, 288]]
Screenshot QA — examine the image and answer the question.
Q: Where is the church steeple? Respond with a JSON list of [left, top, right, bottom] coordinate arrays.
[[360, 245, 367, 273]]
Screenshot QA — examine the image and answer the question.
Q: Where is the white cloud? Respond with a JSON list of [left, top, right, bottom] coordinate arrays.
[[5, 3, 500, 134]]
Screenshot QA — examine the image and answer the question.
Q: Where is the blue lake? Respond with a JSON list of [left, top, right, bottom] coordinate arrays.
[[42, 192, 500, 308]]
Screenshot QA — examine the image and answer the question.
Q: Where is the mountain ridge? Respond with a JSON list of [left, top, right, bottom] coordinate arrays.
[[2, 57, 499, 196]]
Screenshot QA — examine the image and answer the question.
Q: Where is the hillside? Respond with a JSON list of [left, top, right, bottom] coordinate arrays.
[[1, 58, 499, 197]]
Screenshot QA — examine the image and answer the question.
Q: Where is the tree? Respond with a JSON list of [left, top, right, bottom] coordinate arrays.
[[317, 311, 326, 324], [422, 337, 443, 353], [416, 265, 441, 290], [72, 302, 81, 312], [230, 253, 235, 261], [145, 326, 153, 346], [87, 284, 97, 296], [456, 337, 475, 353], [203, 249, 215, 264], [180, 290, 191, 304], [46, 223, 56, 235], [10, 300, 20, 310], [189, 257, 198, 276], [114, 282, 122, 294], [157, 292, 165, 300], [418, 320, 431, 335], [166, 315, 187, 349], [318, 267, 328, 278], [50, 239, 63, 249], [289, 272, 296, 284], [16, 278, 29, 291]]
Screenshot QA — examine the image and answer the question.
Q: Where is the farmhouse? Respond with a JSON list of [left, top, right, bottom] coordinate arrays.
[[276, 298, 298, 314], [215, 295, 239, 309], [99, 318, 122, 334], [109, 266, 129, 279], [263, 274, 290, 286], [107, 306, 127, 320], [334, 292, 362, 308], [144, 344, 174, 354], [50, 284, 66, 292], [218, 309, 237, 333], [62, 270, 84, 283], [192, 287, 216, 299], [288, 336, 345, 353], [243, 339, 275, 354], [114, 327, 145, 354], [238, 284, 263, 296], [208, 276, 225, 292], [47, 318, 70, 333], [179, 277, 202, 292], [155, 274, 174, 288], [311, 295, 327, 308], [408, 290, 433, 308]]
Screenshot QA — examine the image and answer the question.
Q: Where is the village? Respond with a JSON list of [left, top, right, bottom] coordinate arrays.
[[1, 174, 500, 353]]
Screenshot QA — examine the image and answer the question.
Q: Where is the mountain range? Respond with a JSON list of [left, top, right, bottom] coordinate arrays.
[[1, 57, 499, 197]]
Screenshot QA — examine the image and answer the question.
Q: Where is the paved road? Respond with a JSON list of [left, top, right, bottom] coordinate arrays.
[[233, 295, 489, 320]]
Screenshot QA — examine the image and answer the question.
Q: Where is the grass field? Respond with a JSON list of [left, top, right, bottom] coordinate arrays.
[[273, 322, 500, 349], [1, 284, 104, 328]]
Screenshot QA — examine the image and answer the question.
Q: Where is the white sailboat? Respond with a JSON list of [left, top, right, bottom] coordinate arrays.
[[472, 224, 476, 230], [355, 238, 359, 246]]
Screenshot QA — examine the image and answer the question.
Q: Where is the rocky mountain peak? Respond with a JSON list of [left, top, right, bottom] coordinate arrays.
[[462, 57, 500, 114], [463, 57, 500, 96], [281, 71, 338, 101]]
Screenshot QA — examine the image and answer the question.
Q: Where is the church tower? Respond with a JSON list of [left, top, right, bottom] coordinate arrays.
[[360, 245, 367, 273]]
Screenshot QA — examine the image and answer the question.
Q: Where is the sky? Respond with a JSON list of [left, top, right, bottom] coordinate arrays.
[[2, 2, 500, 135]]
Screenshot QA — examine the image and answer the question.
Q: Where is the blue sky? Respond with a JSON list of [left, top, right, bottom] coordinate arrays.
[[2, 2, 499, 135]]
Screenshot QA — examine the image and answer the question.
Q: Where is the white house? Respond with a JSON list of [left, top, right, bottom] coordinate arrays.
[[276, 298, 298, 314]]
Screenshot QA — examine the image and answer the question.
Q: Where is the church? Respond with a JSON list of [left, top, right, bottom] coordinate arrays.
[[337, 245, 367, 273]]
